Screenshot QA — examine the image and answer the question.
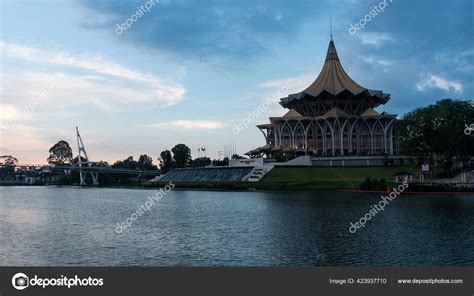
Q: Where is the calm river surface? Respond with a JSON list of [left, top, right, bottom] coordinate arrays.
[[0, 186, 473, 266]]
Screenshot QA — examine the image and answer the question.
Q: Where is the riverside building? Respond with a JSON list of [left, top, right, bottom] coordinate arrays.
[[247, 38, 401, 166]]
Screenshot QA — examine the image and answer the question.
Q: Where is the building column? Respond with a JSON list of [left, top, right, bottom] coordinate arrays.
[[340, 126, 344, 156], [272, 127, 277, 147], [389, 125, 394, 155], [321, 124, 326, 156], [290, 125, 294, 149], [331, 121, 335, 156], [370, 126, 374, 155], [277, 123, 283, 148], [356, 124, 360, 155]]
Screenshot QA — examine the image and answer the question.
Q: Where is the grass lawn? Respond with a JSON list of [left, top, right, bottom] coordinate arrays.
[[253, 165, 420, 191]]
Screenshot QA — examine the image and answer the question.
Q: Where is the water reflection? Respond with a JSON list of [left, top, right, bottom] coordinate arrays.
[[0, 187, 472, 266]]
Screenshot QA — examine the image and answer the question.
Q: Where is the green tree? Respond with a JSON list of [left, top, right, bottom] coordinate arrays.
[[137, 154, 157, 170], [0, 155, 18, 166], [47, 141, 73, 165], [171, 144, 191, 168], [212, 157, 229, 166], [191, 157, 211, 167], [72, 156, 87, 165], [0, 155, 18, 179], [94, 161, 109, 167], [73, 156, 108, 167], [398, 99, 474, 176], [112, 156, 138, 169], [159, 150, 173, 173]]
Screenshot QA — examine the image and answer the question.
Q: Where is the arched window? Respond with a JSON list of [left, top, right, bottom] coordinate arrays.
[[315, 123, 323, 155], [294, 124, 305, 150], [310, 122, 324, 155], [281, 124, 292, 148], [350, 121, 358, 155], [333, 120, 341, 155], [373, 122, 384, 155], [360, 121, 371, 155], [307, 124, 315, 151], [324, 121, 334, 155]]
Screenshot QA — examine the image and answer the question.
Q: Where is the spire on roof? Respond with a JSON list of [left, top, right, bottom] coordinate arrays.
[[279, 36, 391, 114], [330, 17, 333, 41], [325, 39, 339, 61]]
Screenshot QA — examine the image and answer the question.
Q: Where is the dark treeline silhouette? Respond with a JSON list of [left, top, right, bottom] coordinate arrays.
[[398, 99, 474, 177]]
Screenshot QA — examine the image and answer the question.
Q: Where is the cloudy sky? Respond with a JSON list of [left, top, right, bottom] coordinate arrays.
[[0, 0, 472, 164]]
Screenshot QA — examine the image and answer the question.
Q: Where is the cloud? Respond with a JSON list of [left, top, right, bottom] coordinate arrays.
[[0, 105, 22, 120], [146, 120, 224, 129], [416, 73, 463, 94], [361, 56, 391, 66], [2, 41, 154, 82], [79, 0, 340, 60], [0, 124, 69, 164], [433, 49, 474, 74], [0, 41, 187, 108], [360, 56, 392, 72], [259, 75, 313, 92], [356, 32, 392, 46]]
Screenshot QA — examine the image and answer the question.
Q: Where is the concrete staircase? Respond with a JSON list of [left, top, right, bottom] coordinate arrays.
[[245, 165, 274, 182]]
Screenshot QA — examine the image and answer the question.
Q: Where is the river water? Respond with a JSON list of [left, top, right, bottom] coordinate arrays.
[[0, 186, 472, 266]]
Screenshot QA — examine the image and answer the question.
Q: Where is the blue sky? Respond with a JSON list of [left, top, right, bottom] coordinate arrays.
[[1, 0, 473, 164]]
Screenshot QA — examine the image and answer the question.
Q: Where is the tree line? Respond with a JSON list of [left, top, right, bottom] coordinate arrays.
[[3, 141, 243, 174], [2, 98, 472, 178]]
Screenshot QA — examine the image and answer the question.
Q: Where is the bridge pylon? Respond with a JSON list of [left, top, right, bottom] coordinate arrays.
[[76, 127, 99, 186]]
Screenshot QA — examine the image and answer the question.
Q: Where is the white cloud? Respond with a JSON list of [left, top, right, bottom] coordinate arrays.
[[433, 49, 474, 73], [357, 32, 392, 46], [416, 73, 463, 93], [361, 56, 391, 72], [0, 41, 187, 108], [0, 105, 22, 120], [362, 56, 391, 67], [259, 74, 313, 92], [146, 120, 224, 129], [0, 124, 68, 164]]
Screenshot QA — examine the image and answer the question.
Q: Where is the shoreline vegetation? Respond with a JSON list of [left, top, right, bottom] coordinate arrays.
[[2, 166, 472, 193]]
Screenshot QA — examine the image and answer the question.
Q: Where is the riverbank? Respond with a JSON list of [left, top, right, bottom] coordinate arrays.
[[147, 166, 472, 192], [251, 166, 420, 191], [338, 189, 474, 195], [3, 166, 472, 192]]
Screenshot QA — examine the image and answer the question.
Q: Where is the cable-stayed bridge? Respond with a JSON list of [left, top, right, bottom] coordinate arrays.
[[7, 127, 161, 186]]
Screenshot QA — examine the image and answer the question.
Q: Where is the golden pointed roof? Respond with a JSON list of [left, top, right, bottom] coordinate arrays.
[[280, 39, 390, 112], [282, 109, 303, 118], [323, 106, 349, 117], [361, 108, 381, 116], [303, 40, 383, 97]]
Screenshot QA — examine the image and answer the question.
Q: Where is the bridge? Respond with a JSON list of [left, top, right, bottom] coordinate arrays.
[[72, 127, 161, 185], [7, 127, 161, 186]]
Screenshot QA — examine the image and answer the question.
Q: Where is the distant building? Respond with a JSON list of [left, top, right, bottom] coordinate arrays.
[[247, 38, 400, 159]]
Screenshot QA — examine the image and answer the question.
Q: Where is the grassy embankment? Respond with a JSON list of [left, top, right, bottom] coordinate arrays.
[[252, 166, 420, 191], [146, 165, 420, 191]]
